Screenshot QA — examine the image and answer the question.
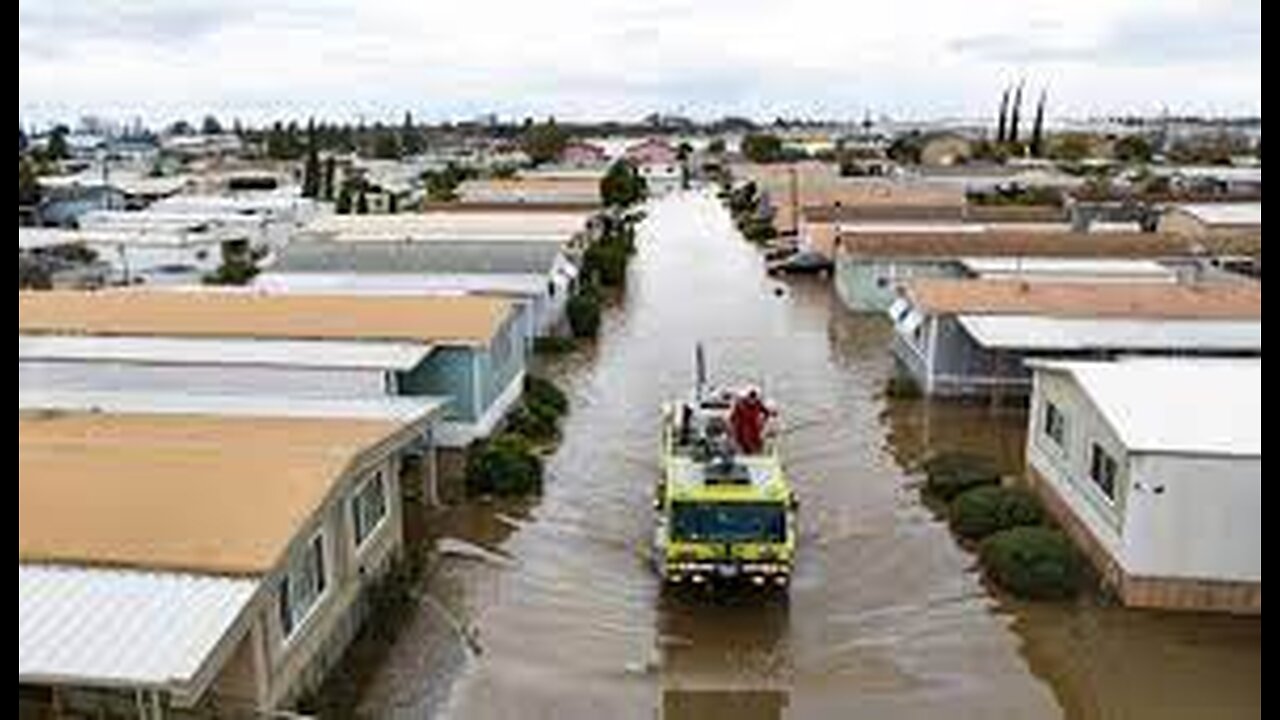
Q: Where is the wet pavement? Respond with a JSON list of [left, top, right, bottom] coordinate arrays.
[[350, 190, 1260, 719]]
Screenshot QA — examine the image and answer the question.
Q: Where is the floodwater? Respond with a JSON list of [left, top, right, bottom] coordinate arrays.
[[347, 191, 1260, 719]]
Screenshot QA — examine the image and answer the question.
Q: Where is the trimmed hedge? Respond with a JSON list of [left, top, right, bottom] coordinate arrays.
[[464, 433, 543, 496], [980, 526, 1081, 600], [533, 336, 577, 355], [922, 451, 1000, 501], [950, 485, 1043, 540], [504, 404, 557, 443]]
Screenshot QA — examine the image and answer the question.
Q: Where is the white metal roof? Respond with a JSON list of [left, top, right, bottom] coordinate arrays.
[[958, 257, 1175, 280], [1172, 203, 1262, 227], [19, 389, 448, 423], [19, 335, 434, 371], [253, 271, 549, 297], [305, 211, 589, 241], [1031, 358, 1261, 456], [19, 564, 256, 690], [958, 315, 1261, 351]]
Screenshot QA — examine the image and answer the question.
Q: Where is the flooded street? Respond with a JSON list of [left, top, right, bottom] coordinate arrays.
[[354, 190, 1260, 719]]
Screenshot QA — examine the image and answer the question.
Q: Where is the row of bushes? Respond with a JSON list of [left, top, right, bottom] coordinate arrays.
[[464, 375, 569, 497], [923, 451, 1083, 600], [564, 213, 642, 340]]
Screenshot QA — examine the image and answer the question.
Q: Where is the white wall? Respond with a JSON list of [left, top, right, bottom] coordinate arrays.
[[1027, 371, 1129, 559], [1124, 453, 1261, 582]]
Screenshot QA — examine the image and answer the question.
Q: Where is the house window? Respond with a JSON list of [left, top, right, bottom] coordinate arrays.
[[352, 471, 388, 548], [277, 533, 328, 639], [1089, 443, 1118, 500], [1043, 401, 1067, 449]]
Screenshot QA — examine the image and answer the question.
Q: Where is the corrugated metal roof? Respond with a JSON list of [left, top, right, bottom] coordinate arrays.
[[19, 389, 448, 423], [306, 210, 590, 240], [19, 334, 433, 371], [1031, 358, 1261, 456], [254, 271, 549, 297], [958, 315, 1262, 351], [958, 257, 1175, 280], [1173, 203, 1262, 227], [272, 240, 565, 275], [906, 279, 1262, 319], [19, 564, 256, 690]]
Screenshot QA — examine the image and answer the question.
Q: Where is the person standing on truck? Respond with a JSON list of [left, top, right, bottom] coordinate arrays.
[[730, 388, 770, 454]]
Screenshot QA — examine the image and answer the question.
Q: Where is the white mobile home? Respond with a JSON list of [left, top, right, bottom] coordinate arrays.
[[1025, 358, 1261, 613]]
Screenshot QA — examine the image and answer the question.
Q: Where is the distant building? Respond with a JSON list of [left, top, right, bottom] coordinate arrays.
[[1158, 202, 1262, 238], [19, 401, 443, 713], [18, 290, 524, 446], [559, 140, 608, 168], [1025, 358, 1260, 614], [624, 138, 682, 195], [888, 279, 1262, 397]]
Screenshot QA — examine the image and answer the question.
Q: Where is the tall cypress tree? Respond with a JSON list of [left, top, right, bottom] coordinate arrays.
[[1030, 90, 1047, 158], [322, 156, 336, 200], [1009, 81, 1024, 145], [997, 86, 1010, 144], [302, 118, 320, 198]]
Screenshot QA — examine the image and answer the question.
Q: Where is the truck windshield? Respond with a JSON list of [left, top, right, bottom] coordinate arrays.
[[671, 501, 786, 543]]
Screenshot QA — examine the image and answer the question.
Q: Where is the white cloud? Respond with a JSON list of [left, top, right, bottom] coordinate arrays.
[[18, 0, 1261, 126]]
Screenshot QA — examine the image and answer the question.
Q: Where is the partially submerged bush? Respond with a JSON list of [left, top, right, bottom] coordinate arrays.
[[567, 286, 602, 338], [533, 335, 577, 355], [922, 451, 1000, 501], [464, 433, 543, 496], [524, 375, 568, 417], [980, 526, 1081, 600], [950, 485, 1043, 540], [504, 404, 557, 443]]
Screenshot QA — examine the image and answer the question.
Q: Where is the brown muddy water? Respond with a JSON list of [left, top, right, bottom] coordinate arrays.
[[344, 191, 1260, 719]]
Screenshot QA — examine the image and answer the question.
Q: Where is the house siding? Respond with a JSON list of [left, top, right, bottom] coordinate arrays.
[[397, 348, 478, 421], [834, 256, 960, 312]]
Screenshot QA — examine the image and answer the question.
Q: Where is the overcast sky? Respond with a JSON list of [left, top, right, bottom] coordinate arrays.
[[19, 0, 1261, 127]]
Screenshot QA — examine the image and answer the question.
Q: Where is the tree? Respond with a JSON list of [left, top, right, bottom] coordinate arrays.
[[600, 159, 647, 208], [301, 120, 320, 199], [167, 119, 194, 136], [1008, 81, 1024, 144], [401, 111, 423, 156], [46, 126, 69, 161], [740, 133, 784, 163], [886, 132, 923, 164], [1029, 90, 1046, 158], [335, 183, 353, 214], [19, 156, 42, 205], [201, 115, 223, 135], [371, 130, 401, 160], [1048, 133, 1093, 162], [708, 137, 726, 154], [996, 86, 1010, 144], [322, 156, 336, 200], [355, 189, 369, 214], [1113, 135, 1153, 164], [521, 118, 569, 165]]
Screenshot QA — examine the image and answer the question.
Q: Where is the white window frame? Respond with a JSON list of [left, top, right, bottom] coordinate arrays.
[[1088, 442, 1119, 503], [277, 530, 329, 642], [1042, 399, 1068, 452], [351, 470, 389, 550]]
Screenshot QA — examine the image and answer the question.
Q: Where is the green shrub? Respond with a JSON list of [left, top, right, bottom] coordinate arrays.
[[582, 239, 630, 287], [533, 336, 577, 355], [885, 374, 921, 398], [504, 404, 557, 443], [922, 451, 1000, 501], [950, 485, 1043, 540], [567, 287, 602, 338], [464, 433, 543, 496], [980, 526, 1081, 600], [524, 375, 568, 416]]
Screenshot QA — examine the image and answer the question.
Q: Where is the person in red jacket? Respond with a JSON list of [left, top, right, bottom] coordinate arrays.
[[729, 388, 770, 455]]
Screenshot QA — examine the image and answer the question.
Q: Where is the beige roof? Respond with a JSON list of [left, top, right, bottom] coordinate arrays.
[[836, 231, 1258, 259], [19, 411, 410, 575], [904, 279, 1262, 319], [733, 164, 965, 231], [18, 290, 510, 345]]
